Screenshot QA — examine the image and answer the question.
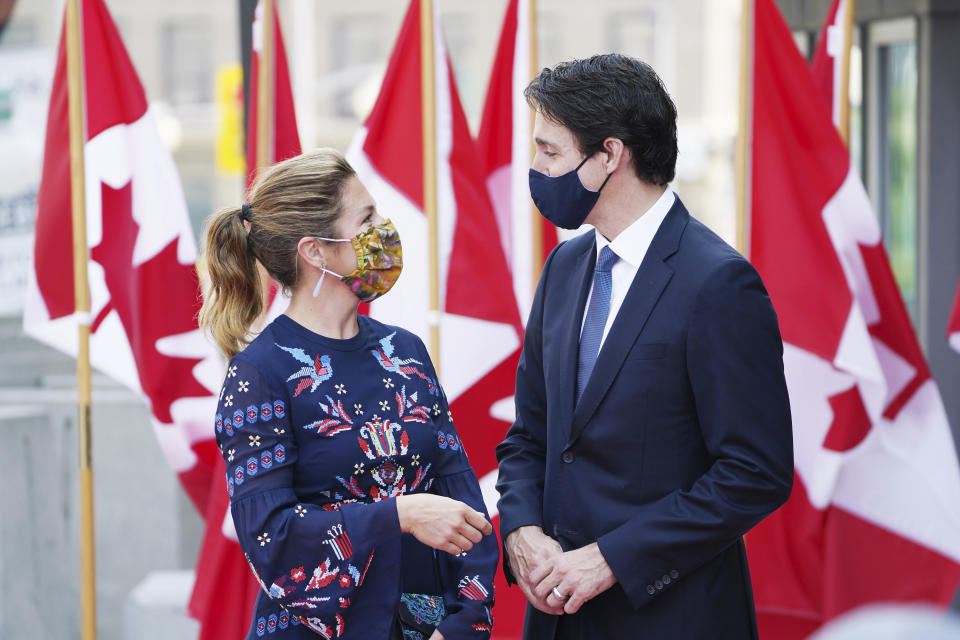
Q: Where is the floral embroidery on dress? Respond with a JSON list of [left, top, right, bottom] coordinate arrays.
[[370, 333, 439, 394], [458, 575, 490, 601], [303, 396, 354, 437], [394, 386, 430, 424], [357, 417, 408, 460], [218, 320, 496, 640], [306, 558, 339, 590], [323, 524, 353, 561], [276, 344, 334, 396]]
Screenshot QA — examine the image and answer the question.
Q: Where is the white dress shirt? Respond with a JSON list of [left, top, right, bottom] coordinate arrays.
[[580, 187, 676, 348]]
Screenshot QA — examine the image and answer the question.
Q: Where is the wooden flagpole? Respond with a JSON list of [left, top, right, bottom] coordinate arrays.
[[256, 0, 274, 171], [838, 0, 855, 146], [528, 0, 542, 295], [65, 0, 97, 637], [735, 0, 753, 258], [421, 0, 441, 372], [252, 0, 275, 317], [734, 0, 755, 552]]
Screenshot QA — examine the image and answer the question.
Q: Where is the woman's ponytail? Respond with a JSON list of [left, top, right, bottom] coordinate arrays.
[[198, 206, 263, 359], [198, 148, 357, 359]]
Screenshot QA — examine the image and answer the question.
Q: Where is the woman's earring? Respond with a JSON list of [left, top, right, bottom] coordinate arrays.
[[312, 262, 326, 298]]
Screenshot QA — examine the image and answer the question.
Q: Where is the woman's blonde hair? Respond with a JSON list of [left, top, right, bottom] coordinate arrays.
[[199, 148, 356, 358]]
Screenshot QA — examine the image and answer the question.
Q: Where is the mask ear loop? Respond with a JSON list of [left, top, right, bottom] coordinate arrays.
[[310, 236, 351, 298], [574, 151, 612, 193], [597, 171, 613, 193], [312, 262, 327, 298]]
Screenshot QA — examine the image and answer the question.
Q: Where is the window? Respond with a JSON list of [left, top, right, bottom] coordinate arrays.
[[606, 8, 676, 96], [162, 18, 212, 105], [0, 18, 35, 50], [868, 18, 918, 321], [180, 173, 213, 242], [609, 10, 656, 63], [536, 12, 563, 69], [330, 15, 388, 118]]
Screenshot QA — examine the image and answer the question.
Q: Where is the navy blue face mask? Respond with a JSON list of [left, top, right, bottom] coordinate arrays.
[[528, 153, 612, 230]]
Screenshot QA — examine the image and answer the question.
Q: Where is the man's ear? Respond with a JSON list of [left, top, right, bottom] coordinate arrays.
[[297, 237, 327, 269], [600, 137, 627, 175]]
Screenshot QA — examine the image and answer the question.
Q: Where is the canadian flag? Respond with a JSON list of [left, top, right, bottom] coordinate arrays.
[[189, 2, 302, 638], [243, 0, 301, 190], [23, 0, 228, 626], [25, 0, 221, 521], [810, 0, 849, 129], [476, 0, 558, 319], [244, 0, 312, 325], [345, 0, 524, 635], [810, 0, 960, 357], [950, 286, 960, 354], [745, 0, 960, 637]]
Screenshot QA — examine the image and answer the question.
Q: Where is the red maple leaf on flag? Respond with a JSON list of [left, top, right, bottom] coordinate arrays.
[[89, 180, 209, 425]]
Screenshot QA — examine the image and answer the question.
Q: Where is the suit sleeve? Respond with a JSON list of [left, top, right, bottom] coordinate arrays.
[[596, 257, 794, 608], [494, 243, 561, 584], [216, 355, 402, 637]]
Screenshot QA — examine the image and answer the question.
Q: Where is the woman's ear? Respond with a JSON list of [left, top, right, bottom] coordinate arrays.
[[297, 237, 327, 270]]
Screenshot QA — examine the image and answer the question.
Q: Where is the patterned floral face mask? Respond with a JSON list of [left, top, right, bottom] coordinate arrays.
[[312, 220, 403, 303]]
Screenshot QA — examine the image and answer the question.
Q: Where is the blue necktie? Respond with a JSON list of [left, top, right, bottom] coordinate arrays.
[[577, 246, 619, 401]]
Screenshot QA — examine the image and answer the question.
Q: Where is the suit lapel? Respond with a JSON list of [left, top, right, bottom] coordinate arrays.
[[554, 239, 597, 442], [567, 200, 690, 445]]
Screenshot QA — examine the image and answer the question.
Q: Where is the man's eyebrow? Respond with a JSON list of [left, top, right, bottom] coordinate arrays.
[[534, 136, 555, 147]]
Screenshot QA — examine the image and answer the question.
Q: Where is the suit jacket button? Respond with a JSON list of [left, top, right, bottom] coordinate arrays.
[[662, 575, 671, 585], [655, 580, 663, 590], [670, 569, 679, 579], [646, 585, 656, 595], [561, 451, 575, 463]]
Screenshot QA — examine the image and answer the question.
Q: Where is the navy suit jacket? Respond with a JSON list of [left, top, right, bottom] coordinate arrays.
[[495, 198, 794, 640]]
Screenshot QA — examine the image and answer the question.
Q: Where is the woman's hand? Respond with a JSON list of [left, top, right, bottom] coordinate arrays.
[[396, 494, 492, 556]]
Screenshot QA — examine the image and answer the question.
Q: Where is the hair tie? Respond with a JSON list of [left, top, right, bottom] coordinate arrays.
[[241, 203, 252, 222]]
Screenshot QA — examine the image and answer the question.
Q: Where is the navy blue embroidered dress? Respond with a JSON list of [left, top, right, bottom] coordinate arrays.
[[214, 314, 497, 639]]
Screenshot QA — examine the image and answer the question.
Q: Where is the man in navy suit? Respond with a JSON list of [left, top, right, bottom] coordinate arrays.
[[495, 54, 794, 639]]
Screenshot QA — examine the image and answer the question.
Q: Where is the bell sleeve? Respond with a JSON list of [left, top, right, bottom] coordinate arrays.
[[215, 354, 403, 639], [414, 341, 498, 640]]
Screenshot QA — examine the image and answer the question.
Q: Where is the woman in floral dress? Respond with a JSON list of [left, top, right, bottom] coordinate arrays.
[[199, 149, 497, 640]]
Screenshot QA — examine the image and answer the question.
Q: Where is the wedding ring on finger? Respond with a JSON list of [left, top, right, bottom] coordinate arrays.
[[551, 586, 570, 601]]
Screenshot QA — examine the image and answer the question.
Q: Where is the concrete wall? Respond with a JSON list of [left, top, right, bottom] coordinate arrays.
[[0, 318, 202, 640]]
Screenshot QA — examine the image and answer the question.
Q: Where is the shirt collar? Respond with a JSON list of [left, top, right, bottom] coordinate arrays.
[[595, 187, 676, 267]]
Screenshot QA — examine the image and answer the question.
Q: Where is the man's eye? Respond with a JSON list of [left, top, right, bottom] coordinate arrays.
[[544, 151, 557, 158]]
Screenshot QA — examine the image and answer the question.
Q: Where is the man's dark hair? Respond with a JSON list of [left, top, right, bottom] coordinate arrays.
[[524, 53, 678, 186]]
